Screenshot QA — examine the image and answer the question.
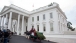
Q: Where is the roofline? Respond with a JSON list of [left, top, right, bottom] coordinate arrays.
[[10, 4, 30, 14], [0, 6, 10, 13], [56, 6, 67, 19], [0, 3, 67, 19]]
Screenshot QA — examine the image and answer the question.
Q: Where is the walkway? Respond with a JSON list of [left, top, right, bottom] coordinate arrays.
[[9, 35, 56, 43]]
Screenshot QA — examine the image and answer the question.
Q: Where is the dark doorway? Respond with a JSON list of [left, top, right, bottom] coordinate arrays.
[[26, 26, 27, 31]]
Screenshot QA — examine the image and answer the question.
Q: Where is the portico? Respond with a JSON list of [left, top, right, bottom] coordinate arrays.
[[0, 5, 29, 35]]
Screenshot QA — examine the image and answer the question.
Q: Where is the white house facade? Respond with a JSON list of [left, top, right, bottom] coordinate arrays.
[[0, 2, 68, 35]]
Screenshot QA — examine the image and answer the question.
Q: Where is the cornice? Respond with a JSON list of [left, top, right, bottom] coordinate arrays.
[[56, 6, 67, 19], [0, 3, 67, 20], [10, 7, 30, 15], [30, 6, 56, 14], [0, 7, 30, 17]]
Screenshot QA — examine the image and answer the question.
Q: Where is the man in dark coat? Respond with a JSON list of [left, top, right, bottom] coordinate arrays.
[[3, 29, 10, 43], [0, 30, 3, 42], [0, 30, 3, 38]]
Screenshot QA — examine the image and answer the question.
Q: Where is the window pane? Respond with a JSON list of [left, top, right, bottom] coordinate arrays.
[[32, 17, 34, 22], [26, 19, 28, 23], [37, 16, 39, 21], [43, 14, 45, 20], [59, 22, 60, 31], [50, 13, 53, 18], [37, 25, 39, 31], [50, 23, 53, 31], [43, 24, 46, 31]]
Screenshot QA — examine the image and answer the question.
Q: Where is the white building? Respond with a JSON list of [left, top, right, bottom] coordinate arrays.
[[0, 2, 67, 35]]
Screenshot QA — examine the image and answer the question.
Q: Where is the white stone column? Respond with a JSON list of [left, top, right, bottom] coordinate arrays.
[[17, 14, 20, 35], [4, 14, 8, 29], [27, 17, 31, 31], [1, 16, 4, 30], [39, 23, 43, 32], [21, 16, 24, 35], [46, 22, 50, 34], [13, 26, 14, 32], [1, 16, 2, 30], [8, 12, 12, 31], [0, 16, 2, 30]]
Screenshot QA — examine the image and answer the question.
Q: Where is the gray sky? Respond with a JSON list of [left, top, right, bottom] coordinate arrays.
[[0, 0, 76, 27]]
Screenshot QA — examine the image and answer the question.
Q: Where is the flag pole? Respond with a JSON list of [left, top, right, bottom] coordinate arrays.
[[32, 3, 34, 10]]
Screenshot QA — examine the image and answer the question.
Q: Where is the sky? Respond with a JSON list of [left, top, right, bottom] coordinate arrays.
[[0, 0, 76, 27]]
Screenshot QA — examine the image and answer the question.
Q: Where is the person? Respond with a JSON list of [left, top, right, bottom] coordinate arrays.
[[29, 26, 37, 41], [7, 29, 11, 39], [0, 30, 3, 38], [3, 29, 9, 43], [0, 30, 3, 42]]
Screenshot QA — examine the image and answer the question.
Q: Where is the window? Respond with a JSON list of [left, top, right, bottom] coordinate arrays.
[[37, 25, 39, 31], [32, 17, 34, 22], [43, 14, 45, 20], [26, 19, 28, 23], [43, 24, 46, 31], [50, 13, 53, 18], [58, 14, 59, 19], [58, 22, 60, 31], [50, 23, 53, 31], [58, 13, 60, 19], [37, 16, 39, 21], [61, 23, 62, 30]]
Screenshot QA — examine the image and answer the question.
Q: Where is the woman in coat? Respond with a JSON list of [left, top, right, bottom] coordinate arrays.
[[30, 26, 37, 40]]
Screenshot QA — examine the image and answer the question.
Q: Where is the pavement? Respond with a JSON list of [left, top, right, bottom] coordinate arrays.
[[1, 35, 76, 43], [46, 37, 76, 43], [7, 35, 57, 43]]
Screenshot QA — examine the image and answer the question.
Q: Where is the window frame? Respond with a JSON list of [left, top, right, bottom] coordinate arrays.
[[50, 13, 53, 18], [26, 19, 28, 23], [43, 24, 46, 32], [37, 25, 39, 31], [43, 14, 45, 20], [32, 17, 34, 22], [50, 23, 53, 31], [37, 16, 39, 21]]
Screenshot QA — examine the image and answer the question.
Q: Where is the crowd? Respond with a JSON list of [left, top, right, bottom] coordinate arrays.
[[0, 29, 13, 43]]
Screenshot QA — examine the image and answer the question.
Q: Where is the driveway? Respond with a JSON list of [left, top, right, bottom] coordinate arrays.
[[9, 35, 56, 43]]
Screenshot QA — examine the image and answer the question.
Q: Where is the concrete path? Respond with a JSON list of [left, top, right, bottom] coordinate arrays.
[[8, 35, 56, 43], [46, 37, 76, 43]]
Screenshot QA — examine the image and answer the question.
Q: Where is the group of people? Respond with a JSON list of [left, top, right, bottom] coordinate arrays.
[[25, 26, 39, 41], [0, 29, 13, 43]]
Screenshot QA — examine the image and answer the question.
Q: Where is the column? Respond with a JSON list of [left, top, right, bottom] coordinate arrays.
[[21, 16, 24, 35], [0, 16, 2, 30], [27, 17, 31, 31], [1, 16, 3, 30], [46, 22, 50, 34], [1, 16, 4, 30], [39, 23, 43, 32], [17, 14, 20, 35], [4, 14, 8, 29], [8, 12, 12, 31]]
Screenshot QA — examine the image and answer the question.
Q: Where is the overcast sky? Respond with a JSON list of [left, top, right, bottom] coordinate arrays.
[[0, 0, 76, 27]]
